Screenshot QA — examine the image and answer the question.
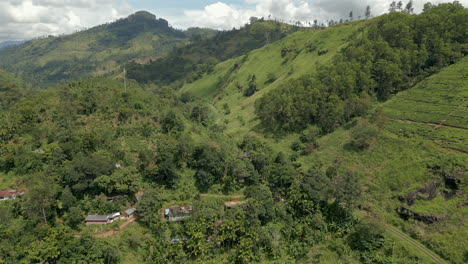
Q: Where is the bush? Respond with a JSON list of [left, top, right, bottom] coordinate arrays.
[[348, 120, 379, 150], [349, 223, 385, 251], [299, 125, 321, 144]]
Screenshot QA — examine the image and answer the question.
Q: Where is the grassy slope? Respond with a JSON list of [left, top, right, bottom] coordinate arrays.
[[181, 22, 362, 154], [181, 20, 467, 263]]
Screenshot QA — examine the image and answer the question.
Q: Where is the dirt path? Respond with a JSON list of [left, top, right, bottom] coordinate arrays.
[[384, 225, 446, 264], [388, 117, 468, 131], [200, 194, 244, 198], [434, 99, 467, 129], [386, 117, 468, 155], [357, 211, 446, 264], [75, 217, 136, 238]]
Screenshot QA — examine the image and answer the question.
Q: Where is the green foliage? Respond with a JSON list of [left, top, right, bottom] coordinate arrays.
[[94, 167, 142, 195], [136, 189, 167, 229], [301, 169, 331, 203], [348, 119, 379, 150], [256, 3, 467, 133], [349, 223, 385, 252], [190, 144, 226, 192]]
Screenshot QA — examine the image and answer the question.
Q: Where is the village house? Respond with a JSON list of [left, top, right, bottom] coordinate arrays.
[[164, 205, 193, 222], [0, 189, 25, 201], [85, 212, 121, 225], [125, 208, 137, 217]]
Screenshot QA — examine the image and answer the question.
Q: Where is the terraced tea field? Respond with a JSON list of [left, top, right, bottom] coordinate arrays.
[[382, 57, 468, 152]]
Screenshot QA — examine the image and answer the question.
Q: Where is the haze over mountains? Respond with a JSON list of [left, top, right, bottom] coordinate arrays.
[[0, 2, 466, 264]]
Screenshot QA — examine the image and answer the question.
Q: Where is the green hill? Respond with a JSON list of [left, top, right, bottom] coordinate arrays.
[[126, 20, 297, 85], [0, 11, 215, 86], [180, 21, 361, 135]]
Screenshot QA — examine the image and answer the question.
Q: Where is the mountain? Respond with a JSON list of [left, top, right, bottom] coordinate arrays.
[[0, 40, 25, 50], [126, 19, 298, 85], [0, 11, 215, 86]]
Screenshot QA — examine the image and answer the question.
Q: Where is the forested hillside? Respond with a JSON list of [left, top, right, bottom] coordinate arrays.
[[0, 2, 466, 264], [126, 20, 297, 85], [0, 11, 215, 86]]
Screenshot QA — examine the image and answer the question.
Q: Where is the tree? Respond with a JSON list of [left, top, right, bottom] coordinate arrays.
[[405, 0, 414, 14], [389, 1, 397, 12], [349, 11, 353, 21], [94, 166, 141, 195], [365, 5, 371, 19], [136, 189, 166, 228], [65, 206, 83, 229], [348, 119, 379, 150], [24, 176, 59, 225], [349, 223, 385, 251], [244, 185, 275, 224], [301, 169, 331, 203], [161, 110, 184, 133], [397, 1, 403, 11]]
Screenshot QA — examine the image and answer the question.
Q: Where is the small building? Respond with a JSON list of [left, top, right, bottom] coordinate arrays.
[[109, 212, 120, 221], [125, 208, 137, 217], [85, 212, 121, 225], [85, 215, 112, 225], [164, 205, 193, 222], [0, 190, 25, 201]]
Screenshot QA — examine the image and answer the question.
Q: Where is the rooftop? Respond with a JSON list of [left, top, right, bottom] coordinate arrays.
[[85, 215, 110, 221], [0, 189, 25, 197], [125, 208, 136, 215]]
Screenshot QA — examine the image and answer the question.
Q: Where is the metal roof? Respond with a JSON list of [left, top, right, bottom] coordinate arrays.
[[85, 215, 109, 221], [125, 208, 136, 215]]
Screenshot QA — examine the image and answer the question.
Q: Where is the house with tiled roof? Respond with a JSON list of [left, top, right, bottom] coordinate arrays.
[[0, 190, 25, 201]]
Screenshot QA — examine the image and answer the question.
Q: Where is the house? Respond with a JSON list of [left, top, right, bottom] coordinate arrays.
[[0, 190, 25, 201], [85, 212, 121, 225], [125, 208, 137, 217], [109, 212, 121, 221], [164, 205, 193, 222], [85, 215, 112, 225]]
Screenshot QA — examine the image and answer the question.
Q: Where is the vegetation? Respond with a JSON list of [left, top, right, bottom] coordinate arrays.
[[0, 2, 466, 263]]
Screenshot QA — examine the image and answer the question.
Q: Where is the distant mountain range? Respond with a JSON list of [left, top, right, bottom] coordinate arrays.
[[0, 11, 216, 86], [0, 40, 25, 50]]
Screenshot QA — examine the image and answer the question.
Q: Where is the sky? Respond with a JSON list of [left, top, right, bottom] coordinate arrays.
[[0, 0, 465, 42]]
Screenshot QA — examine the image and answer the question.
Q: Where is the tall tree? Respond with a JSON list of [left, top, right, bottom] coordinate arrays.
[[349, 11, 354, 21], [405, 0, 414, 14], [397, 1, 403, 11], [365, 5, 371, 19], [389, 1, 397, 12]]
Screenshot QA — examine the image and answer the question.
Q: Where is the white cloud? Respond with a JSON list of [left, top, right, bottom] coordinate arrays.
[[0, 0, 133, 41], [0, 0, 467, 41], [182, 2, 255, 29]]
